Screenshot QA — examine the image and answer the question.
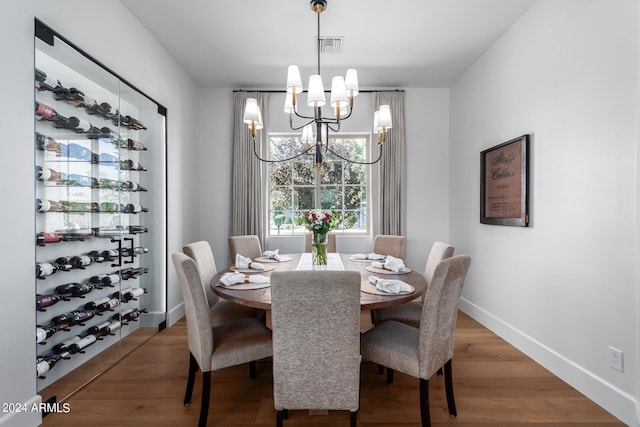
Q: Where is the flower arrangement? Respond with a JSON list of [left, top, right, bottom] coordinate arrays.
[[299, 209, 340, 268], [299, 209, 340, 234]]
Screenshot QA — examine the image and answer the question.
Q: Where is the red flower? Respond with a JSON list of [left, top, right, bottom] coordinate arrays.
[[311, 213, 318, 221]]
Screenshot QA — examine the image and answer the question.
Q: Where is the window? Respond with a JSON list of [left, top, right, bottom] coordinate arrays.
[[267, 133, 370, 235]]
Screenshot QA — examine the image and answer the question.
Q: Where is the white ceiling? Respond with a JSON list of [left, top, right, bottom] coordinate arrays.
[[120, 0, 537, 89]]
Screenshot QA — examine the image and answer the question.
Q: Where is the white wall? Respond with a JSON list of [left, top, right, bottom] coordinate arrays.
[[0, 1, 200, 425], [198, 89, 450, 272], [450, 1, 639, 425]]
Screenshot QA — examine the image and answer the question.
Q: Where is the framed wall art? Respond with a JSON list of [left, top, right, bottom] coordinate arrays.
[[480, 134, 530, 227]]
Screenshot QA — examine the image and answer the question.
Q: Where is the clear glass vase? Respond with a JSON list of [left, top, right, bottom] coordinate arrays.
[[311, 231, 328, 270]]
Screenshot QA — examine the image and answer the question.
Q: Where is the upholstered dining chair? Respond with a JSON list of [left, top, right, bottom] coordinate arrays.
[[270, 270, 362, 427], [172, 252, 273, 427], [183, 241, 264, 326], [372, 241, 455, 327], [228, 234, 263, 260], [303, 232, 337, 253], [372, 234, 406, 259], [361, 255, 471, 427]]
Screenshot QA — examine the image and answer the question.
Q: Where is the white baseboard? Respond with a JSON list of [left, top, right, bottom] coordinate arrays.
[[0, 394, 41, 426], [166, 301, 185, 327], [459, 297, 639, 427]]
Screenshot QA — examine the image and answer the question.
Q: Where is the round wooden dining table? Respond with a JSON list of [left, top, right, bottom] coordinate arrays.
[[211, 253, 427, 311]]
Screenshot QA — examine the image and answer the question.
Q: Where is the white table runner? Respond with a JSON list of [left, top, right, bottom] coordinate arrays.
[[296, 253, 345, 271]]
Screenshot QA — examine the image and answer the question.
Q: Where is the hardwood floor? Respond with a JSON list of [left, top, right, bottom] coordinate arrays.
[[43, 311, 624, 426]]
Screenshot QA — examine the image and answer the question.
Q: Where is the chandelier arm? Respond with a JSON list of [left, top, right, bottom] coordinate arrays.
[[289, 119, 315, 132], [325, 144, 383, 165], [252, 137, 314, 163]]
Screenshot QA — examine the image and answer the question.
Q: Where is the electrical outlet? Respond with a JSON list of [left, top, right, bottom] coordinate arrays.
[[609, 346, 624, 372]]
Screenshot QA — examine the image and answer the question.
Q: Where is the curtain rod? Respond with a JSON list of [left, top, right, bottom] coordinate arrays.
[[233, 89, 405, 93]]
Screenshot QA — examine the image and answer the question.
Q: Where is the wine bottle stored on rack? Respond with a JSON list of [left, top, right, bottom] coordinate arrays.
[[99, 202, 123, 213], [37, 199, 66, 213], [51, 310, 95, 327], [37, 232, 62, 245], [36, 293, 69, 311], [127, 225, 148, 234], [36, 166, 63, 184], [67, 334, 97, 354], [36, 262, 60, 279], [115, 307, 147, 323], [55, 283, 97, 297], [35, 101, 68, 128], [92, 297, 120, 313], [36, 324, 69, 344], [121, 267, 148, 280], [55, 87, 85, 107], [36, 132, 62, 156], [121, 180, 147, 192], [88, 272, 121, 287], [52, 336, 80, 354], [87, 251, 106, 263], [37, 352, 69, 378], [35, 68, 64, 92], [122, 204, 148, 214], [120, 247, 148, 257], [120, 159, 145, 171], [116, 138, 147, 151], [113, 287, 146, 302]]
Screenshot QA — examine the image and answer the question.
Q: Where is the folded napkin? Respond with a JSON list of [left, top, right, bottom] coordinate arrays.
[[235, 254, 265, 270], [371, 255, 406, 272], [350, 252, 386, 260], [218, 272, 270, 287], [263, 249, 281, 261], [368, 275, 412, 294]]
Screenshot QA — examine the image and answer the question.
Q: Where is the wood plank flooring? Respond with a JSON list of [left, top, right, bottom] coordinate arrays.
[[43, 311, 624, 426]]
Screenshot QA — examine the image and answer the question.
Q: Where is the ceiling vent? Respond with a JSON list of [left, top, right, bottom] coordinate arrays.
[[318, 36, 343, 53]]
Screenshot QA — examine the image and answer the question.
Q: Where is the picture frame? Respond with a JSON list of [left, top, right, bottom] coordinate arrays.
[[480, 134, 530, 227]]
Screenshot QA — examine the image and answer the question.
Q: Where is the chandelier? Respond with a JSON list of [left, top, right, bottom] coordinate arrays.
[[243, 0, 392, 169]]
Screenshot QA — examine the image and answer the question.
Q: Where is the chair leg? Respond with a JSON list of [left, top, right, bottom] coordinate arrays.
[[436, 367, 443, 376], [249, 361, 256, 379], [419, 378, 431, 427], [198, 371, 211, 427], [350, 410, 357, 427], [386, 367, 394, 384], [370, 309, 378, 324], [184, 352, 197, 406], [377, 364, 384, 375], [443, 359, 457, 417], [276, 409, 285, 427]]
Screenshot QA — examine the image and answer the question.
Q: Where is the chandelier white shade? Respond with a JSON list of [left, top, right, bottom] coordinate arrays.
[[244, 0, 391, 168]]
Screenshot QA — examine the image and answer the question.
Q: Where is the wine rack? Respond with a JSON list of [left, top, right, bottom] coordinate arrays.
[[34, 20, 166, 403]]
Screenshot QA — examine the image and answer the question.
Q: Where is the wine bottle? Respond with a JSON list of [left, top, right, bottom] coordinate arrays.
[[35, 101, 68, 127], [67, 334, 97, 354], [87, 320, 111, 336], [120, 247, 148, 257], [36, 294, 68, 311], [116, 307, 146, 323], [120, 159, 145, 171], [59, 228, 93, 241], [36, 166, 63, 184], [54, 257, 74, 271], [121, 267, 148, 280], [114, 115, 146, 131], [99, 249, 120, 262], [37, 352, 68, 378], [71, 310, 95, 325], [98, 178, 121, 189], [50, 311, 79, 326], [62, 174, 99, 188], [91, 226, 124, 238], [120, 180, 147, 192], [35, 68, 64, 92], [95, 297, 120, 313], [36, 262, 59, 279], [37, 232, 61, 245], [87, 250, 105, 263], [99, 202, 123, 213], [122, 287, 146, 302], [37, 199, 67, 213], [127, 225, 148, 234], [84, 297, 109, 311], [52, 335, 81, 354], [103, 320, 122, 334], [122, 204, 148, 214], [117, 138, 147, 151], [100, 102, 119, 119], [88, 273, 121, 287], [35, 132, 63, 156], [36, 325, 66, 344], [55, 87, 85, 107], [55, 283, 95, 297]]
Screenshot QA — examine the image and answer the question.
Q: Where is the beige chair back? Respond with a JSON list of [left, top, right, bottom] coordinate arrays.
[[228, 235, 263, 260], [418, 255, 471, 379], [372, 234, 406, 258], [424, 242, 455, 284], [183, 241, 219, 307], [303, 232, 337, 253], [270, 270, 361, 412], [172, 252, 214, 372]]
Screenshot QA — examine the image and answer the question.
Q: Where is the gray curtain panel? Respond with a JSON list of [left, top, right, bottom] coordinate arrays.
[[231, 91, 268, 246], [374, 90, 406, 236]]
